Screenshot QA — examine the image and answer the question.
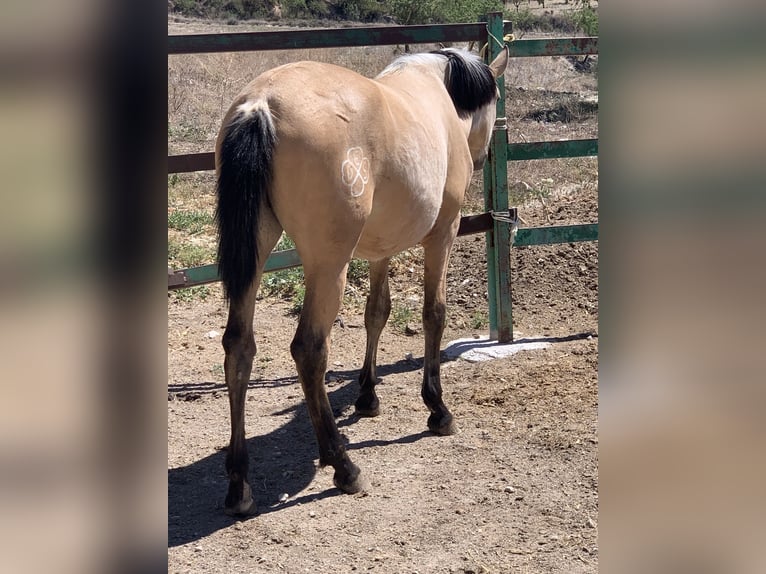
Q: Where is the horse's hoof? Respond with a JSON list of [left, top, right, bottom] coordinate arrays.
[[224, 482, 257, 516], [427, 413, 458, 436], [354, 396, 380, 417], [334, 468, 370, 494], [354, 404, 380, 417], [224, 498, 257, 516]]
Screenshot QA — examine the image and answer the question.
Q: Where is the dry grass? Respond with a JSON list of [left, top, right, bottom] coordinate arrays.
[[167, 19, 598, 303]]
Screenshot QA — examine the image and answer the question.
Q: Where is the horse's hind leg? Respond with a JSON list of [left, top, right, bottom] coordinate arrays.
[[421, 226, 460, 436], [222, 211, 282, 516], [291, 261, 368, 494], [355, 257, 391, 417]]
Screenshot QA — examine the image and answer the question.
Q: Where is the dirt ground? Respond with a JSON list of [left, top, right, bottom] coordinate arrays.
[[169, 11, 598, 573], [168, 201, 598, 573]]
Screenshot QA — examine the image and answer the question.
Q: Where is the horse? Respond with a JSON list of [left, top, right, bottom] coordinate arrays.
[[215, 46, 509, 515]]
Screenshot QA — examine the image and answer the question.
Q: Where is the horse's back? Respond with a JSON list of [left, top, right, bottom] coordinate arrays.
[[243, 61, 381, 142], [223, 60, 469, 261]]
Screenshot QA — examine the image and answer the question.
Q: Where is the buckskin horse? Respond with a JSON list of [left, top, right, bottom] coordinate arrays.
[[215, 46, 509, 515]]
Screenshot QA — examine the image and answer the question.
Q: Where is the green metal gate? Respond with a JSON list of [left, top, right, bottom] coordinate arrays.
[[168, 13, 598, 343]]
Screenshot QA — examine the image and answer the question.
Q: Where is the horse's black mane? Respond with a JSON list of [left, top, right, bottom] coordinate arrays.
[[432, 49, 497, 117]]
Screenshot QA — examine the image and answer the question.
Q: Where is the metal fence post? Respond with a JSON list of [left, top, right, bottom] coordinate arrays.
[[483, 12, 513, 343]]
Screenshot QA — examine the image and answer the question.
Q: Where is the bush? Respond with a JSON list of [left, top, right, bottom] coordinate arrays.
[[573, 3, 598, 36], [328, 0, 384, 22], [387, 0, 437, 25], [386, 0, 503, 25], [169, 1, 597, 34], [435, 0, 503, 24]]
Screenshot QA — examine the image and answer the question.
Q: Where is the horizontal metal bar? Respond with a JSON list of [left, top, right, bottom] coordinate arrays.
[[169, 22, 512, 55], [508, 37, 598, 58], [168, 268, 187, 288], [264, 248, 302, 271], [167, 139, 599, 174], [169, 209, 516, 290], [457, 212, 493, 236], [507, 139, 598, 161], [182, 264, 218, 286], [514, 223, 598, 246], [168, 152, 214, 173], [168, 219, 597, 290], [168, 248, 305, 290]]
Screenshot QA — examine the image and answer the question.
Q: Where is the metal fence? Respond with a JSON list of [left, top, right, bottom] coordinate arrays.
[[167, 12, 598, 343]]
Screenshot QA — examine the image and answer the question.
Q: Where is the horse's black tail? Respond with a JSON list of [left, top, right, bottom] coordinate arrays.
[[215, 103, 276, 302]]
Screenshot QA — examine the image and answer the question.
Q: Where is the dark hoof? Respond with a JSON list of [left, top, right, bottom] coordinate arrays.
[[354, 395, 380, 417], [224, 481, 257, 516], [333, 464, 370, 494], [427, 412, 458, 436]]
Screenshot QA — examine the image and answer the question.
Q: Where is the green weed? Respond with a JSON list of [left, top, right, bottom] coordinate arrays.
[[168, 239, 215, 268], [209, 363, 224, 377], [260, 233, 304, 308], [169, 285, 211, 303], [168, 210, 214, 234], [471, 310, 489, 330], [167, 121, 207, 142], [347, 258, 369, 288], [390, 302, 417, 334], [275, 233, 295, 251]]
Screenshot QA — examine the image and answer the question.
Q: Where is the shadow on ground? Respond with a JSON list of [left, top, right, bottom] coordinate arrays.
[[168, 357, 432, 548], [168, 333, 595, 547]]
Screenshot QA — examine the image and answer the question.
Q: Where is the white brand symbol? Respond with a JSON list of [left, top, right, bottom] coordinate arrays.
[[341, 147, 370, 197]]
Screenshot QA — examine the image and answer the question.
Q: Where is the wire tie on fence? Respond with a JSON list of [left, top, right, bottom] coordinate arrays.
[[480, 32, 515, 59], [491, 210, 525, 246]]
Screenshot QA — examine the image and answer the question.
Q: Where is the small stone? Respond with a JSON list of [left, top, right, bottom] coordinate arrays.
[[205, 330, 220, 339], [405, 324, 420, 336], [193, 545, 203, 552], [279, 493, 289, 503], [309, 510, 316, 518], [504, 486, 515, 493], [586, 517, 596, 528]]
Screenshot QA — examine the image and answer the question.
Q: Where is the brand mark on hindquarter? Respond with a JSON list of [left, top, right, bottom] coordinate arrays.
[[341, 147, 370, 197]]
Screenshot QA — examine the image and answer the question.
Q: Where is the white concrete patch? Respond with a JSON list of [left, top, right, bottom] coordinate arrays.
[[443, 335, 551, 363]]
